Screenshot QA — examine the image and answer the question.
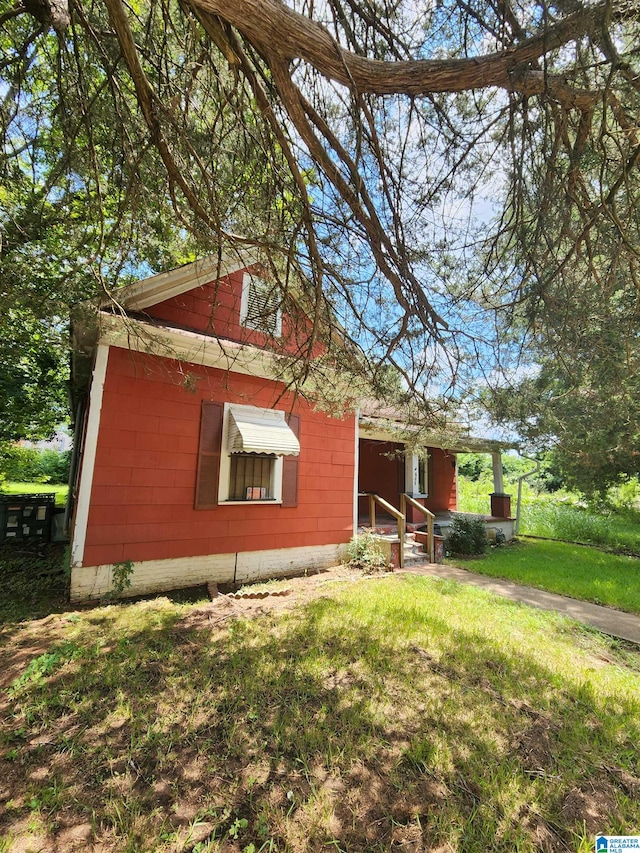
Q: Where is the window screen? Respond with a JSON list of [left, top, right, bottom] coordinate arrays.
[[228, 453, 276, 500]]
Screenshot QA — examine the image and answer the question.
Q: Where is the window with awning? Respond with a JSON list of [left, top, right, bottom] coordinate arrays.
[[227, 408, 300, 457], [194, 403, 301, 505]]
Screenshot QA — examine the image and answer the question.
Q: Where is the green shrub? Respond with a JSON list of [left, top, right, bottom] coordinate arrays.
[[347, 532, 390, 573], [606, 476, 640, 511], [457, 453, 492, 482], [446, 514, 488, 556], [0, 446, 71, 484]]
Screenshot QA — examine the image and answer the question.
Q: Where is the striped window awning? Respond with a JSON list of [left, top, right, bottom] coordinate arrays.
[[228, 408, 300, 456]]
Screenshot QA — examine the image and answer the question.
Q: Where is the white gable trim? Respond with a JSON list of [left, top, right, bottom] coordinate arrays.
[[71, 343, 110, 568], [98, 312, 283, 380], [108, 249, 259, 312]]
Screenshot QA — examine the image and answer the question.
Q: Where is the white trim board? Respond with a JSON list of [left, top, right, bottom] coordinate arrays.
[[97, 312, 350, 401], [98, 312, 284, 382], [107, 250, 259, 311], [70, 344, 110, 568]]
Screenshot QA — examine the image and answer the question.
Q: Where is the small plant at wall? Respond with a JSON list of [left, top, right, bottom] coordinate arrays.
[[111, 559, 134, 596], [347, 532, 390, 573], [446, 515, 488, 556]]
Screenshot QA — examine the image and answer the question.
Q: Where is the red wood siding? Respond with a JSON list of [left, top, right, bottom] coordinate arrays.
[[357, 439, 404, 516], [358, 439, 457, 517], [424, 447, 457, 513], [145, 268, 324, 358], [82, 347, 355, 567], [145, 269, 243, 337]]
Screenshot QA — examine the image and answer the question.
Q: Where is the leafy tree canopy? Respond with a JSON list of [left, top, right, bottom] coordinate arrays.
[[1, 0, 639, 491], [485, 331, 640, 496]]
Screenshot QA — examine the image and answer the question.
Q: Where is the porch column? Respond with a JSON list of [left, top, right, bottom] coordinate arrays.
[[404, 451, 425, 523], [405, 451, 419, 496], [490, 451, 511, 518], [492, 452, 504, 494]]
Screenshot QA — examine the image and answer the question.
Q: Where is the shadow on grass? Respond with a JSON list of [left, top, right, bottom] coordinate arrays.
[[0, 543, 69, 625], [2, 576, 640, 852], [0, 541, 212, 629]]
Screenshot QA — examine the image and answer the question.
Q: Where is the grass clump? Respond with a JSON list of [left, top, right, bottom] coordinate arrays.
[[1, 575, 639, 852], [521, 500, 640, 552], [453, 538, 640, 614]]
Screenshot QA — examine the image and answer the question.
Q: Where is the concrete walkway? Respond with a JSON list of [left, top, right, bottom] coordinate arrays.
[[402, 563, 640, 645]]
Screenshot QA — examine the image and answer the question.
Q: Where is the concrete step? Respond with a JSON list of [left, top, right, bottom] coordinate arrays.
[[403, 542, 430, 566], [357, 528, 432, 567]]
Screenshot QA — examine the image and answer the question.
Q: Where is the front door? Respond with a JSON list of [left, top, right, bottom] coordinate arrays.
[[358, 438, 405, 518]]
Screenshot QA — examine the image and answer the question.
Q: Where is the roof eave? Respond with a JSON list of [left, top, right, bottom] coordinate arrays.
[[358, 416, 518, 453], [107, 248, 259, 311]]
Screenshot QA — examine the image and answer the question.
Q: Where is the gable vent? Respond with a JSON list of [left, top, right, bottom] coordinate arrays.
[[241, 274, 282, 337]]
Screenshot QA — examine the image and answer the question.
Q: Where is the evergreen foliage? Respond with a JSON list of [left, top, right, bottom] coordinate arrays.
[[1, 0, 639, 496]]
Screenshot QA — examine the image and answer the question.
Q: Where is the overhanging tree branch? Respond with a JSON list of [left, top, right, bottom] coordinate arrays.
[[191, 0, 629, 97]]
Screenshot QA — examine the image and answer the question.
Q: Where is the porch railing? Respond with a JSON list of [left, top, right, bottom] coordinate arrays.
[[359, 492, 438, 567], [359, 492, 406, 568], [400, 493, 435, 564]]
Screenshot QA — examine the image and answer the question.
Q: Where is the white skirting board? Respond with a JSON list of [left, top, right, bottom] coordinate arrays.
[[70, 543, 346, 601]]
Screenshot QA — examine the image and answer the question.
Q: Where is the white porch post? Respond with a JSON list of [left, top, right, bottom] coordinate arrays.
[[405, 450, 419, 496], [492, 452, 504, 494]]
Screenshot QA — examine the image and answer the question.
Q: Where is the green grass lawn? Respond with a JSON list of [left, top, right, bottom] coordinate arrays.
[[458, 475, 640, 553], [453, 538, 640, 614], [1, 573, 640, 852], [1, 481, 68, 507]]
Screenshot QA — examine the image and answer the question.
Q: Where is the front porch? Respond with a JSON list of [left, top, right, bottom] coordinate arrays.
[[356, 428, 515, 567], [357, 509, 514, 542], [356, 506, 514, 569], [357, 435, 514, 527]]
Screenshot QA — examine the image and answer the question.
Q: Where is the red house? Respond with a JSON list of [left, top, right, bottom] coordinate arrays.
[[69, 252, 513, 601]]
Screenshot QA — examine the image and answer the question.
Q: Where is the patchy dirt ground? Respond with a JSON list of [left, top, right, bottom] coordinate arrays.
[[0, 564, 363, 692], [0, 566, 356, 692], [2, 564, 639, 853]]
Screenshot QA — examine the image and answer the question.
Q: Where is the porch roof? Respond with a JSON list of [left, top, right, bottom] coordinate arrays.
[[358, 401, 518, 454]]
